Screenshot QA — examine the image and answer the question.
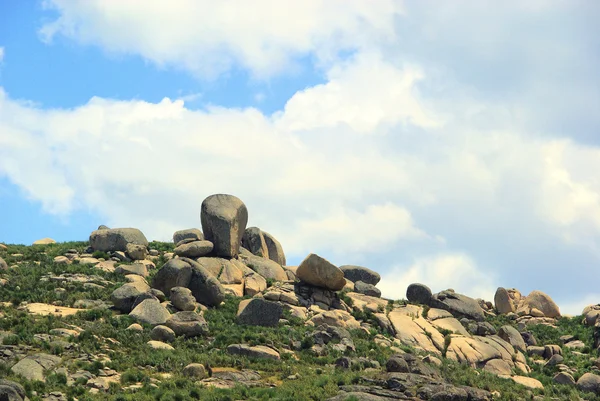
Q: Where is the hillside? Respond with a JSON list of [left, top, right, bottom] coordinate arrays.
[[0, 194, 600, 401]]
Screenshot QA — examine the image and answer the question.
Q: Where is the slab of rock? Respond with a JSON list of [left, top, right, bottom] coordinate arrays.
[[174, 240, 214, 258], [0, 379, 26, 400], [483, 359, 512, 376], [173, 229, 203, 244], [262, 231, 286, 266], [237, 298, 282, 327], [22, 303, 84, 317], [115, 263, 148, 277], [309, 310, 361, 330], [111, 281, 151, 313], [429, 290, 485, 321], [519, 290, 560, 318], [170, 287, 197, 311], [296, 253, 345, 291], [129, 299, 171, 325], [494, 287, 515, 314], [147, 341, 174, 351], [406, 283, 432, 305], [200, 194, 248, 258], [498, 325, 526, 353], [388, 306, 445, 355], [165, 311, 208, 337], [152, 259, 193, 295], [244, 273, 267, 296], [354, 281, 381, 297], [33, 238, 56, 245], [241, 254, 287, 281], [89, 227, 148, 252], [554, 372, 576, 386], [507, 375, 544, 390], [227, 344, 280, 360], [339, 265, 380, 285], [242, 227, 269, 258], [11, 353, 61, 382], [218, 259, 245, 284]]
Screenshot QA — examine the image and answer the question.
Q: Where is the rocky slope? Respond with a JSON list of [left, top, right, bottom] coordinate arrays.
[[0, 194, 600, 400]]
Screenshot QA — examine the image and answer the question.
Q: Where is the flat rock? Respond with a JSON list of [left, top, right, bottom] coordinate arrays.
[[429, 290, 485, 321], [339, 265, 381, 285], [173, 240, 214, 258], [33, 238, 56, 245], [173, 228, 204, 244], [147, 341, 174, 351], [22, 303, 84, 317], [227, 344, 280, 360]]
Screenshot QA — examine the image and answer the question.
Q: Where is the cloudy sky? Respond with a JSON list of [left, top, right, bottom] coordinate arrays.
[[0, 1, 599, 314]]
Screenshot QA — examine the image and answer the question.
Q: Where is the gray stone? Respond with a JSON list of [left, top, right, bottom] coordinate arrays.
[[406, 283, 432, 304], [241, 254, 287, 281], [115, 263, 148, 277], [150, 325, 176, 342], [111, 281, 151, 313], [354, 281, 381, 297], [183, 258, 227, 307], [0, 385, 23, 400], [200, 194, 248, 258], [429, 290, 485, 321], [152, 259, 193, 295], [237, 298, 283, 327], [296, 253, 346, 291], [339, 265, 381, 285], [173, 228, 204, 244], [173, 240, 214, 258], [165, 311, 208, 337], [170, 287, 197, 311], [494, 287, 514, 314], [125, 243, 148, 261], [131, 292, 158, 310], [129, 299, 171, 325], [577, 372, 600, 393], [554, 372, 576, 386], [0, 379, 26, 400], [11, 358, 45, 382], [262, 231, 286, 266], [498, 325, 526, 352], [182, 363, 206, 379], [242, 227, 269, 258], [226, 344, 280, 360], [89, 228, 148, 252]]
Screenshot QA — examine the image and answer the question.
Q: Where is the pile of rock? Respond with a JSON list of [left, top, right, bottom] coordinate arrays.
[[494, 287, 561, 325]]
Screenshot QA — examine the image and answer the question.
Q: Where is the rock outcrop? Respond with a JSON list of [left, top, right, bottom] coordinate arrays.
[[200, 194, 248, 258]]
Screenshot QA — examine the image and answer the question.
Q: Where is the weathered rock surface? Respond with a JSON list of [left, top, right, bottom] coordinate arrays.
[[89, 228, 148, 252], [339, 265, 381, 285], [200, 194, 248, 258], [241, 227, 269, 258], [498, 325, 526, 352], [173, 228, 203, 244], [184, 258, 227, 307], [429, 290, 485, 321], [33, 238, 56, 245], [111, 281, 151, 313], [354, 281, 381, 297], [406, 283, 432, 305], [0, 257, 7, 271], [240, 254, 287, 282], [170, 287, 197, 311], [227, 344, 280, 360], [173, 240, 214, 258], [262, 231, 286, 266], [165, 311, 208, 337], [236, 298, 282, 327], [296, 253, 346, 291], [494, 287, 515, 314], [518, 290, 560, 318], [129, 299, 171, 325]]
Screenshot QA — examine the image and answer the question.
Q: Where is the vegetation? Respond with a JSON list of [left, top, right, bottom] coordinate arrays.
[[1, 241, 600, 400]]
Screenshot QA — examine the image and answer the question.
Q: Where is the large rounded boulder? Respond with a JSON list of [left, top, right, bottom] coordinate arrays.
[[296, 253, 346, 291], [262, 231, 286, 266], [200, 194, 248, 258], [339, 265, 381, 285], [90, 228, 148, 252]]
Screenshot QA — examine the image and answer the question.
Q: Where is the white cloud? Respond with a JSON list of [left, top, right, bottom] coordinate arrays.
[[378, 254, 497, 302], [0, 47, 4, 63], [39, 0, 403, 79], [2, 0, 598, 315]]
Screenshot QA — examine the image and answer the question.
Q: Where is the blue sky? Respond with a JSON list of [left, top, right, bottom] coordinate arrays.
[[0, 1, 599, 314]]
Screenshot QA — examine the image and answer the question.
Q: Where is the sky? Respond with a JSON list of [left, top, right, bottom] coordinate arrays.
[[0, 1, 599, 315]]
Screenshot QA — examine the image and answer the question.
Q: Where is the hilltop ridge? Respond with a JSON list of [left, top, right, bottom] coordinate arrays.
[[0, 194, 600, 400]]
